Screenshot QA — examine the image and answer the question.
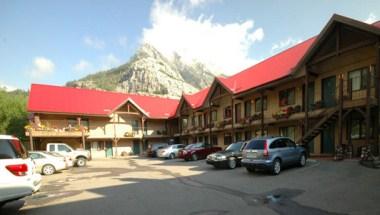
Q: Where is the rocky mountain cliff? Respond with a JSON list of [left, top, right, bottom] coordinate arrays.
[[66, 44, 215, 98]]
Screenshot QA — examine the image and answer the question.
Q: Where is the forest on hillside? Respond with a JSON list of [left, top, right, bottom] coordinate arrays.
[[0, 88, 28, 142]]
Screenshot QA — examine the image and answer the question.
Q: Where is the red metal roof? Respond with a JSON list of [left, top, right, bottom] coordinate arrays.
[[183, 87, 210, 109], [218, 37, 316, 94], [28, 84, 179, 119]]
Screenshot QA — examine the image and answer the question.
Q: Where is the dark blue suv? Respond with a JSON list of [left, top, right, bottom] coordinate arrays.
[[241, 137, 307, 175]]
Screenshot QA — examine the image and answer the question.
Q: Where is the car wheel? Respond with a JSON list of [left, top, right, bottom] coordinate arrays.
[[272, 159, 281, 175], [246, 167, 255, 173], [191, 154, 198, 161], [76, 157, 87, 167], [169, 153, 175, 159], [228, 157, 237, 169], [42, 164, 56, 175], [299, 153, 306, 167]]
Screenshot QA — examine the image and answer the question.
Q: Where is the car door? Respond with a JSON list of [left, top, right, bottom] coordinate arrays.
[[29, 153, 45, 172], [274, 139, 289, 164], [175, 145, 185, 156], [285, 139, 299, 164]]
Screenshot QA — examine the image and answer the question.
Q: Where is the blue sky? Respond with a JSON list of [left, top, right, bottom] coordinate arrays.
[[0, 0, 379, 91]]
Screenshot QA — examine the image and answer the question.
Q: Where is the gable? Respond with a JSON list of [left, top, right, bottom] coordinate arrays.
[[311, 23, 377, 63]]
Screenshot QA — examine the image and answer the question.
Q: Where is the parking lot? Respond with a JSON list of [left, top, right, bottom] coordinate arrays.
[[1, 157, 380, 215]]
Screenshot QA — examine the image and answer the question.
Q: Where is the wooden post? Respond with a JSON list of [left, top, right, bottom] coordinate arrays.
[[365, 67, 371, 147], [29, 130, 34, 151], [260, 91, 265, 136], [141, 117, 145, 154], [376, 42, 380, 155], [231, 97, 235, 142], [338, 74, 344, 147], [305, 69, 309, 134], [178, 116, 182, 144], [209, 101, 212, 148]]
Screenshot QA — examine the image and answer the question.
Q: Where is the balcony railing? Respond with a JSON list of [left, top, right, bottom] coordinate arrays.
[[25, 124, 88, 137]]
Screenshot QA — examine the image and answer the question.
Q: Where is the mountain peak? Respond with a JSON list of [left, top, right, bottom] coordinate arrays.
[[67, 43, 215, 98]]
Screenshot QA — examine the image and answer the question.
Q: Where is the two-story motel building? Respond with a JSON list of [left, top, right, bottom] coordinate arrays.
[[26, 14, 380, 158]]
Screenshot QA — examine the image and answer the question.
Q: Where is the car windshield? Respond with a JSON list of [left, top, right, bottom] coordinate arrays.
[[43, 151, 64, 157], [245, 140, 266, 150], [184, 144, 194, 150], [193, 143, 204, 148], [225, 142, 243, 152]]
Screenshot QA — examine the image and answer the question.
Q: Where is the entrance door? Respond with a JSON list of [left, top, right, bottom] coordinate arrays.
[[133, 140, 140, 155], [105, 141, 113, 157], [321, 123, 335, 154], [322, 76, 336, 108]]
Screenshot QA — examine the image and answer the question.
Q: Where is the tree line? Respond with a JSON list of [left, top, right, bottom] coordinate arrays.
[[0, 88, 28, 142]]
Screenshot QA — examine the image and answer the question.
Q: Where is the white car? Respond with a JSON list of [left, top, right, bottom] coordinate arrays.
[[157, 144, 185, 159], [47, 151, 74, 168], [29, 151, 68, 175], [46, 143, 91, 167], [0, 135, 41, 207]]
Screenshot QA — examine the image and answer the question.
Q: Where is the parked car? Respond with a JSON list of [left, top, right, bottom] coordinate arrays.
[[241, 137, 307, 175], [147, 143, 169, 157], [0, 135, 41, 207], [157, 144, 185, 159], [46, 143, 91, 167], [46, 151, 74, 168], [206, 141, 247, 169], [29, 151, 68, 175], [178, 143, 222, 161]]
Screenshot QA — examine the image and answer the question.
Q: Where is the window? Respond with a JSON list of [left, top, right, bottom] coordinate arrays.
[[132, 120, 139, 132], [349, 112, 373, 139], [198, 115, 203, 127], [235, 103, 242, 123], [211, 135, 218, 145], [68, 118, 77, 127], [224, 106, 232, 118], [58, 145, 72, 152], [0, 140, 17, 159], [255, 129, 268, 137], [270, 139, 287, 149], [244, 100, 252, 117], [245, 140, 266, 150], [211, 110, 217, 122], [182, 118, 188, 129], [49, 145, 55, 152], [255, 97, 267, 112], [349, 67, 369, 91], [235, 132, 242, 141], [204, 112, 209, 126], [279, 88, 295, 106], [30, 153, 45, 159], [224, 133, 232, 145], [191, 116, 196, 126], [81, 119, 89, 129], [279, 126, 296, 141], [244, 130, 252, 141]]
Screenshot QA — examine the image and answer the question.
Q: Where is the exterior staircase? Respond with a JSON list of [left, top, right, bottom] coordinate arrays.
[[297, 107, 340, 145]]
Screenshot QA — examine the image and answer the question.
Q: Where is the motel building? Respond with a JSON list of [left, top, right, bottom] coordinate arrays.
[[26, 14, 380, 158]]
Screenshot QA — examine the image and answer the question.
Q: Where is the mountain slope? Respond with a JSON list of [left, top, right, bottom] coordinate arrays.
[[67, 44, 215, 98]]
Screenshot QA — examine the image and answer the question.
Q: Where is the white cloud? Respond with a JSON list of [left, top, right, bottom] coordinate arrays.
[[142, 1, 264, 75], [188, 0, 220, 7], [101, 54, 121, 70], [118, 36, 128, 48], [29, 57, 55, 79], [271, 37, 302, 54], [83, 36, 105, 49], [364, 12, 377, 24], [73, 60, 92, 73]]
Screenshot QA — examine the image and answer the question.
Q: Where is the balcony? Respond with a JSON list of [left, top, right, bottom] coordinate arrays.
[[25, 124, 89, 138]]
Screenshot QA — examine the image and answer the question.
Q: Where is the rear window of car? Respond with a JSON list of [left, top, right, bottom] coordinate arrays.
[[245, 140, 266, 150], [0, 139, 27, 159]]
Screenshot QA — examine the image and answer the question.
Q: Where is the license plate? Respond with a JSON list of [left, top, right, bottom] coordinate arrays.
[[247, 152, 257, 159]]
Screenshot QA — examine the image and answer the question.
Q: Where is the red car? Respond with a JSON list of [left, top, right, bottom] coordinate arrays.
[[178, 143, 222, 161]]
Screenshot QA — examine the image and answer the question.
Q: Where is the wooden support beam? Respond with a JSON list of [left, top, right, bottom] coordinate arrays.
[[366, 67, 372, 146], [260, 91, 265, 136], [231, 97, 235, 142], [29, 130, 34, 151], [338, 74, 344, 147], [377, 41, 380, 155], [304, 68, 310, 155]]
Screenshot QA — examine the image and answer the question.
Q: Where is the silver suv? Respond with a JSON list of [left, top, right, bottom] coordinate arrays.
[[241, 136, 307, 175]]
